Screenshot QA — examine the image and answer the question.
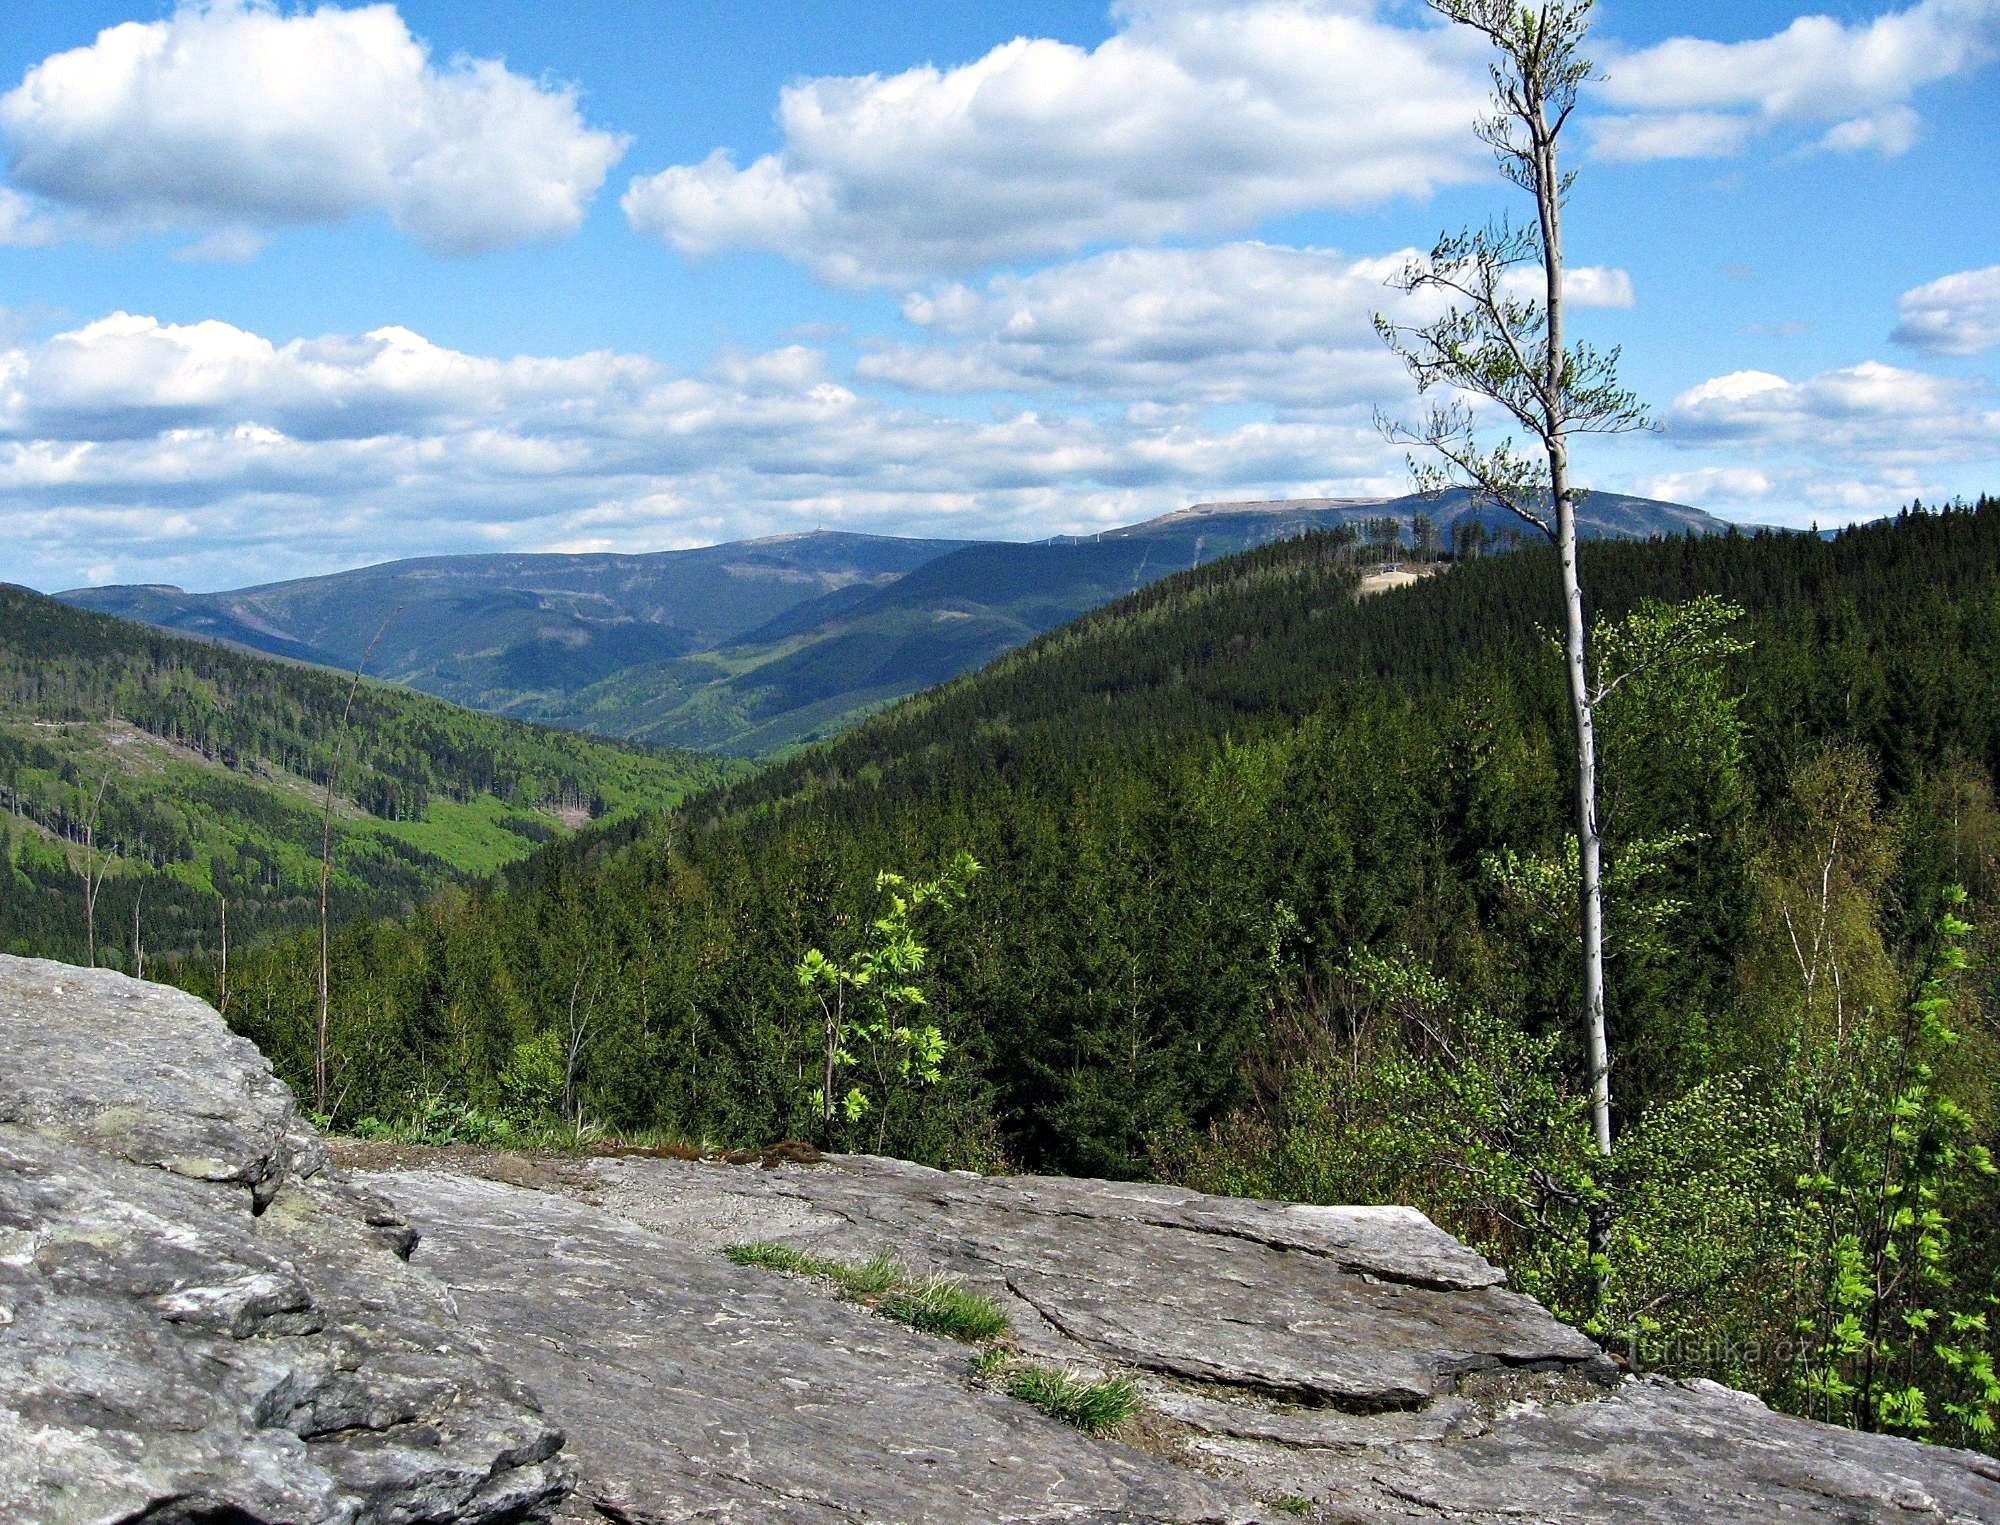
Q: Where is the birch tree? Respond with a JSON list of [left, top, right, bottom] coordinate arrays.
[[1374, 0, 1648, 1289]]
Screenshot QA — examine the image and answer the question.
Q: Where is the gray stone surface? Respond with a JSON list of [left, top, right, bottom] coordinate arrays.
[[1248, 1375, 2000, 1523], [382, 1167, 1254, 1524], [583, 1155, 1604, 1410], [8, 953, 2000, 1524], [372, 1149, 2000, 1524], [0, 956, 569, 1524]]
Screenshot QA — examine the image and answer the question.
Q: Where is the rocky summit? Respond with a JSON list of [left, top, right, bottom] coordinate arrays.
[[3, 956, 1999, 1523]]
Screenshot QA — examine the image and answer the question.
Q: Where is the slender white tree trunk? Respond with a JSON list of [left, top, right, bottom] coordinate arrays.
[[1554, 451, 1610, 1153], [1535, 96, 1613, 1285]]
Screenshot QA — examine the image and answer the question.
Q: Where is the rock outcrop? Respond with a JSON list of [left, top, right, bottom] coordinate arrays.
[[374, 1152, 2000, 1524], [5, 953, 2000, 1523], [0, 956, 568, 1524]]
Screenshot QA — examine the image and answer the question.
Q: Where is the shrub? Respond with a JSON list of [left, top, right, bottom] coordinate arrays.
[[351, 1084, 516, 1147]]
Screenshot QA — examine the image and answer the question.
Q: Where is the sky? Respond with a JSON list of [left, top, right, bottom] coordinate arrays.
[[0, 0, 1994, 593]]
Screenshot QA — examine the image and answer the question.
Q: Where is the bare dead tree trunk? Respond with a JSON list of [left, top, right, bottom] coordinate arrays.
[[562, 956, 596, 1132], [1376, 3, 1645, 1317], [217, 894, 230, 1017], [131, 883, 144, 981], [79, 773, 110, 968], [821, 986, 843, 1131]]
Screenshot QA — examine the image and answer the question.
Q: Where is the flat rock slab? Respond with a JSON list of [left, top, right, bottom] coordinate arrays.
[[378, 1167, 1254, 1523], [0, 956, 569, 1524], [368, 1148, 2000, 1524], [1215, 1376, 2000, 1523], [0, 954, 313, 1205], [579, 1152, 1605, 1411]]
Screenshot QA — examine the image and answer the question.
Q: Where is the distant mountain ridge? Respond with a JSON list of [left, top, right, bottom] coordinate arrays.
[[61, 533, 970, 708], [1098, 487, 1722, 544], [59, 489, 1726, 756]]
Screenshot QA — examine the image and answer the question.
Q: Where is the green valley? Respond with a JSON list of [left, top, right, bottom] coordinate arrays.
[[0, 584, 745, 967]]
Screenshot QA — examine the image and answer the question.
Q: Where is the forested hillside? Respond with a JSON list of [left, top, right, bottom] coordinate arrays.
[[57, 533, 971, 710], [64, 490, 1715, 758], [176, 500, 2000, 1448], [0, 586, 743, 965]]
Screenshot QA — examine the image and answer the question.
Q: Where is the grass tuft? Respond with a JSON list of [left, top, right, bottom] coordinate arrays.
[[1003, 1365, 1142, 1435], [729, 1249, 1140, 1439], [841, 1251, 902, 1299], [725, 1242, 822, 1274], [725, 1241, 1009, 1345], [1272, 1497, 1314, 1518], [881, 1275, 1013, 1343]]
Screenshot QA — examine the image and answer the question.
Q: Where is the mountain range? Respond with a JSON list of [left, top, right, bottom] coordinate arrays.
[[60, 488, 1725, 756]]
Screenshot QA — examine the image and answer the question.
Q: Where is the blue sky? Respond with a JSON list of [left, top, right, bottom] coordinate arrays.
[[0, 0, 1994, 592]]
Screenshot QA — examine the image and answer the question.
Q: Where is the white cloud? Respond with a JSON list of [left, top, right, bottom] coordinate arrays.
[[0, 312, 658, 442], [1667, 359, 2000, 463], [0, 0, 627, 253], [1642, 462, 1949, 528], [0, 308, 1421, 591], [1594, 0, 2000, 161], [8, 304, 1981, 592], [1893, 265, 2000, 355], [857, 242, 1634, 405], [1558, 267, 1636, 310], [1812, 105, 1923, 156], [1635, 466, 1776, 505], [1588, 112, 1756, 163], [864, 243, 1415, 404], [172, 226, 268, 264], [623, 0, 1490, 285]]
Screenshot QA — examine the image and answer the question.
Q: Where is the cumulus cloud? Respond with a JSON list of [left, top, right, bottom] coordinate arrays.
[[10, 303, 1981, 592], [1637, 460, 1949, 528], [0, 312, 659, 442], [1593, 0, 2000, 161], [1558, 267, 1636, 310], [1893, 265, 2000, 355], [1638, 387, 2000, 526], [1635, 466, 1776, 505], [856, 242, 1635, 406], [1653, 357, 2000, 526], [1588, 112, 1756, 164], [0, 0, 627, 253], [0, 309, 1416, 591], [623, 0, 1490, 285], [172, 226, 268, 264], [1812, 105, 1924, 156], [1667, 360, 2000, 463]]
